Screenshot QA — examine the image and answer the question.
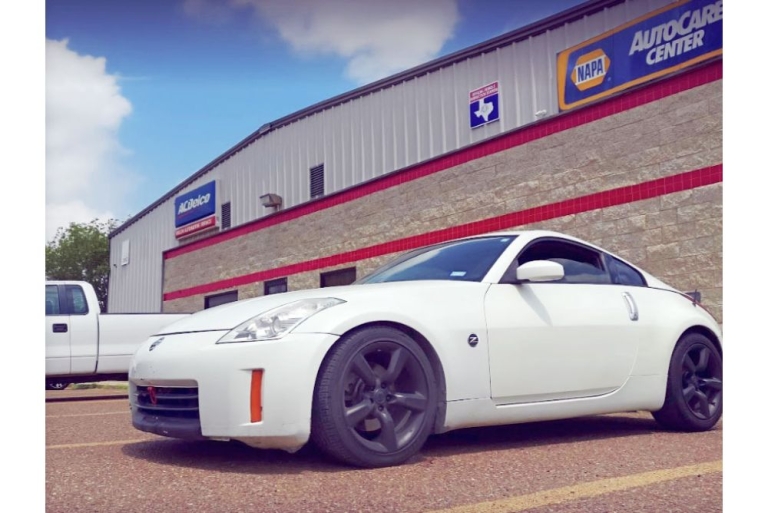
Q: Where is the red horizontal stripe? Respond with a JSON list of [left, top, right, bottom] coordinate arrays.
[[165, 59, 723, 261], [163, 164, 722, 301]]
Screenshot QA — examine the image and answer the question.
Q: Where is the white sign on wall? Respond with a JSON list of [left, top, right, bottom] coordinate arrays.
[[121, 239, 130, 266], [469, 81, 500, 129]]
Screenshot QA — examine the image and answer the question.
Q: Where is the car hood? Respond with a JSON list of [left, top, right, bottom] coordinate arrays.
[[155, 281, 481, 335]]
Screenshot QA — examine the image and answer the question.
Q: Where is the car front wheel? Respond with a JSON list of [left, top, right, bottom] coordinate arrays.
[[311, 326, 438, 468], [652, 332, 723, 431]]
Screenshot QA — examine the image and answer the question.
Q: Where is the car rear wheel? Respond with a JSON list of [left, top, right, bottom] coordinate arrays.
[[311, 326, 438, 468], [652, 332, 723, 431]]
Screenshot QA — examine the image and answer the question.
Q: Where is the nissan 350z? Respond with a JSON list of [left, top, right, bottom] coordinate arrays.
[[129, 230, 723, 468]]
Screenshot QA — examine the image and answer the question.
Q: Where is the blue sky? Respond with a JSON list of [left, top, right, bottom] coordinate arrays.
[[44, 0, 586, 240]]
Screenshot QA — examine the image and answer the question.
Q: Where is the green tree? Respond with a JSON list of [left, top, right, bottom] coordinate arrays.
[[45, 219, 119, 312]]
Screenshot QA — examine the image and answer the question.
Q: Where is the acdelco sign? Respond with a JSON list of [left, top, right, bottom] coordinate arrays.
[[174, 181, 217, 229], [177, 193, 211, 215]]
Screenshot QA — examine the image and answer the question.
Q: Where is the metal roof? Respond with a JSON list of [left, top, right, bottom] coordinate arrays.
[[110, 0, 624, 238]]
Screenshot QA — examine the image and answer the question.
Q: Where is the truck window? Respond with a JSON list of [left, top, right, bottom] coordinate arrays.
[[65, 285, 89, 315], [46, 285, 61, 315]]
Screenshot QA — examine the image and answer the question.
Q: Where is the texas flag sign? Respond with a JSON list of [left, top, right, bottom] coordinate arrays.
[[469, 81, 500, 129]]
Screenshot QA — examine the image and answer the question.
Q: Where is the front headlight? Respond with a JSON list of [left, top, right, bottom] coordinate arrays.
[[216, 298, 345, 343]]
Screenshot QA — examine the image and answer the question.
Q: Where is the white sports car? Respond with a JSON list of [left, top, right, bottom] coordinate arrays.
[[129, 230, 723, 468]]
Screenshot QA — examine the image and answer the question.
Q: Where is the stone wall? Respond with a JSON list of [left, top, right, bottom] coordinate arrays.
[[163, 78, 722, 321]]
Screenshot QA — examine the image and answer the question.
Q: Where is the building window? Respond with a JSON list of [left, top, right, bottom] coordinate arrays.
[[321, 267, 357, 288], [265, 278, 288, 295], [310, 164, 324, 199], [221, 202, 232, 229], [205, 290, 238, 309]]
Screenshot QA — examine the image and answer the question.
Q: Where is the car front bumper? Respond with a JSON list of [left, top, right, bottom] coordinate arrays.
[[128, 330, 339, 452]]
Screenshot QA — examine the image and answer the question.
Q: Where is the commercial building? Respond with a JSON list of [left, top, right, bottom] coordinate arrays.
[[108, 0, 723, 321]]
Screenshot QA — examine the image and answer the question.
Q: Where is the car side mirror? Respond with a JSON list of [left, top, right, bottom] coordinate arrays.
[[515, 260, 565, 283]]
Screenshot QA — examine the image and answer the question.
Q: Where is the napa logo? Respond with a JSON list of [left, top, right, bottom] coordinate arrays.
[[570, 49, 611, 91]]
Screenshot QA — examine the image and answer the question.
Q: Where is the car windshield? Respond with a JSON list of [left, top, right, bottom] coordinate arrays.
[[357, 236, 517, 284]]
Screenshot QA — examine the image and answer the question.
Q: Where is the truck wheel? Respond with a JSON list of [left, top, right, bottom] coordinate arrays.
[[311, 326, 438, 468], [46, 380, 69, 390]]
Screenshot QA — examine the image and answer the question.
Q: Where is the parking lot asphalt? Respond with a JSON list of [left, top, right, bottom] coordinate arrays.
[[46, 386, 128, 403], [46, 389, 722, 513]]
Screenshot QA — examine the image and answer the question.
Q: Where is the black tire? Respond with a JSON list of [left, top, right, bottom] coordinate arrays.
[[652, 332, 723, 431], [46, 380, 69, 391], [311, 326, 438, 468]]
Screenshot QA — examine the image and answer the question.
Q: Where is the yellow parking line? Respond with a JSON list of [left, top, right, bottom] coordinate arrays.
[[46, 438, 157, 450], [427, 460, 722, 513], [47, 411, 130, 419]]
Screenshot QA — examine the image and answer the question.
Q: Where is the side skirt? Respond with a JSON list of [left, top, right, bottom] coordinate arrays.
[[439, 375, 666, 433]]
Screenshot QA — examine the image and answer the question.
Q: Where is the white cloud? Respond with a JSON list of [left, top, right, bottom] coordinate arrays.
[[45, 201, 115, 241], [187, 0, 460, 85], [182, 0, 235, 24], [249, 0, 460, 84], [46, 39, 136, 242]]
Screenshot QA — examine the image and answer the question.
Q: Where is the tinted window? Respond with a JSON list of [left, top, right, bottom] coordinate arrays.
[[65, 285, 89, 315], [321, 267, 356, 288], [514, 239, 611, 284], [358, 236, 516, 284], [606, 255, 646, 286], [205, 290, 238, 309], [46, 285, 60, 315], [265, 278, 288, 295]]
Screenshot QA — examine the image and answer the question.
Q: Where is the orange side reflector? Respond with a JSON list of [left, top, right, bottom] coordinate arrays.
[[250, 370, 263, 423]]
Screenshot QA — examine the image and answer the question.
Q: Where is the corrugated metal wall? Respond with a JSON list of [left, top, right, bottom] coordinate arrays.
[[108, 0, 672, 313]]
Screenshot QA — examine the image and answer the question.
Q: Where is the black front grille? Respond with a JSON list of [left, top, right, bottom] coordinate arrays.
[[135, 385, 199, 420]]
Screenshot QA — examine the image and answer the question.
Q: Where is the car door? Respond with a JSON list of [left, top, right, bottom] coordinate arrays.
[[484, 237, 641, 404], [45, 285, 71, 375]]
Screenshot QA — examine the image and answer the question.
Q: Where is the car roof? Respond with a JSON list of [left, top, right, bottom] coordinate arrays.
[[463, 229, 588, 244]]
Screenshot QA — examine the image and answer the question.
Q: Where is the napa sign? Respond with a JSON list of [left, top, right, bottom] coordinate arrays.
[[557, 0, 722, 111]]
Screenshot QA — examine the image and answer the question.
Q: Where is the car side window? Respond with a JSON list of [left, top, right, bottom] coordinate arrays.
[[65, 285, 89, 315], [606, 255, 647, 286], [46, 285, 61, 315], [514, 239, 611, 284]]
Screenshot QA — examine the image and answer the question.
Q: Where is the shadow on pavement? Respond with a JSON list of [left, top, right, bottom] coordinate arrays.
[[120, 412, 716, 475]]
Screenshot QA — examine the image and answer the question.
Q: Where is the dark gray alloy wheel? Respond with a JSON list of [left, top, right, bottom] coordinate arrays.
[[311, 326, 438, 468], [46, 380, 69, 391], [652, 332, 723, 431]]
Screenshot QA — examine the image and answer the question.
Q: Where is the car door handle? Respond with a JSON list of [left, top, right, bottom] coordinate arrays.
[[53, 323, 68, 333], [622, 292, 639, 321]]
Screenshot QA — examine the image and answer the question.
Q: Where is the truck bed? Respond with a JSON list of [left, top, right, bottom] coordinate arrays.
[[95, 313, 190, 373]]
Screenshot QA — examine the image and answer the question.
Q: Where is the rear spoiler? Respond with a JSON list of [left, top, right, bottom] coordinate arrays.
[[684, 290, 702, 303]]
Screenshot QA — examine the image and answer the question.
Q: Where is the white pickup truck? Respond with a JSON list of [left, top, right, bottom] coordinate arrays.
[[45, 281, 190, 390]]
